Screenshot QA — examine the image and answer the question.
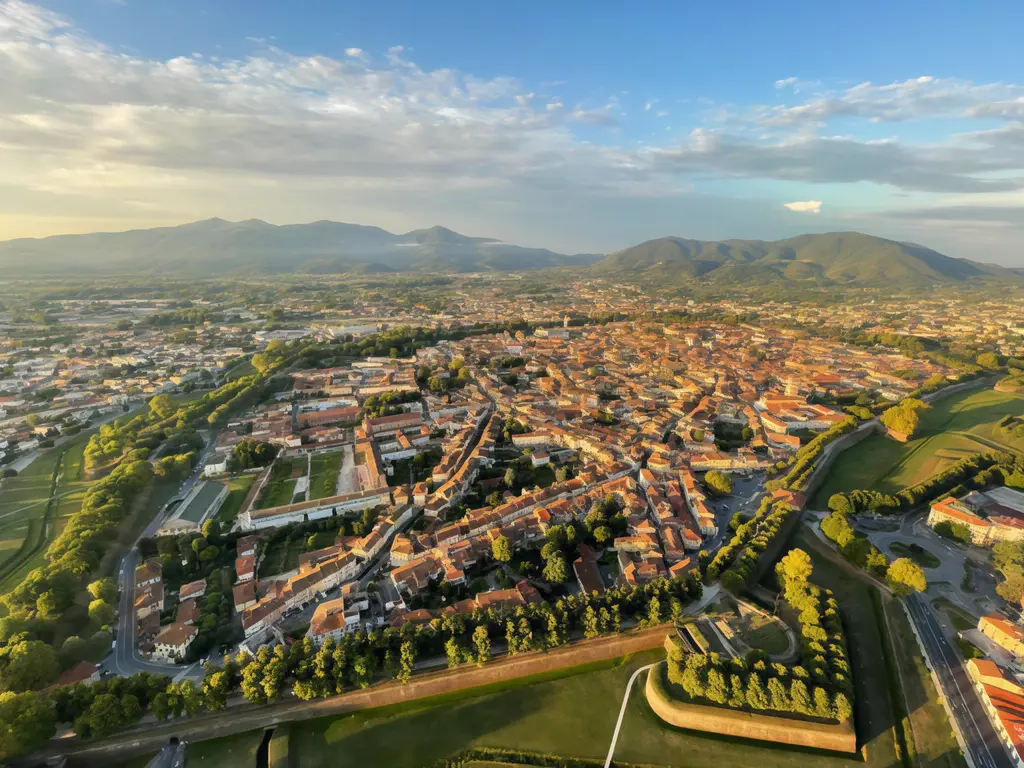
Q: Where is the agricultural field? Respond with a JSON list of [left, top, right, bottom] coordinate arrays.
[[309, 451, 343, 500], [812, 386, 1024, 507]]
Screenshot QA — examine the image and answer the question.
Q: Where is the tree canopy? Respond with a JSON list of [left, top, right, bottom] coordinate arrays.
[[886, 558, 927, 596], [704, 470, 733, 497], [880, 398, 929, 438]]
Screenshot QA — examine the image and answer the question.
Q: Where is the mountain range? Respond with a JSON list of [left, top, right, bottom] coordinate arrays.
[[593, 232, 1022, 286], [0, 218, 597, 276], [0, 219, 1019, 285]]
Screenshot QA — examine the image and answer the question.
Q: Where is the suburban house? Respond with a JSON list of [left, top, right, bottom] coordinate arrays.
[[152, 622, 198, 662], [307, 596, 361, 644]]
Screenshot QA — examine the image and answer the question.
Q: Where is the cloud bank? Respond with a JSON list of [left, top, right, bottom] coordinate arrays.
[[2, 1, 1024, 262]]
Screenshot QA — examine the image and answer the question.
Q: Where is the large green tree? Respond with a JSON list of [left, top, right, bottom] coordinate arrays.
[[704, 470, 733, 497], [886, 558, 927, 596], [0, 639, 59, 692], [0, 691, 56, 760], [491, 535, 512, 563]]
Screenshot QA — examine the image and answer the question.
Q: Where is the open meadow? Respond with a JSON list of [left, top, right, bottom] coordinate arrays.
[[812, 386, 1024, 507]]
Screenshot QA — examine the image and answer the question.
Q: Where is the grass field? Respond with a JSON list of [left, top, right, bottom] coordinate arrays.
[[736, 612, 790, 655], [795, 526, 965, 767], [883, 597, 967, 767], [259, 536, 304, 577], [216, 475, 256, 524], [309, 452, 342, 500], [224, 357, 257, 382], [932, 598, 977, 632], [0, 445, 63, 573], [258, 459, 304, 509], [812, 387, 1024, 507], [116, 729, 265, 768], [180, 636, 906, 768], [0, 438, 78, 592]]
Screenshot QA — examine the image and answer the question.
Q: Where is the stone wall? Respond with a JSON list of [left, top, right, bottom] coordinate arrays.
[[645, 662, 857, 754], [61, 625, 671, 766]]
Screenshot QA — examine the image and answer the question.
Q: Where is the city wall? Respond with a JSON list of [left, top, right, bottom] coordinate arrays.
[[60, 625, 670, 766], [644, 661, 857, 754]]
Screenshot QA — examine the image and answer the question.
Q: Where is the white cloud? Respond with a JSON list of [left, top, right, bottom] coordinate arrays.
[[748, 76, 1024, 127], [784, 200, 822, 214], [4, 1, 1024, 262]]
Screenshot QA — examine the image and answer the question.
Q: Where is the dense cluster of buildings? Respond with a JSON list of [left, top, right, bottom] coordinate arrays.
[[176, 316, 975, 644], [927, 487, 1024, 544]]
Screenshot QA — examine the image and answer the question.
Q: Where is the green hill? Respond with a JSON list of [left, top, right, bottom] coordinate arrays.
[[594, 232, 1020, 286]]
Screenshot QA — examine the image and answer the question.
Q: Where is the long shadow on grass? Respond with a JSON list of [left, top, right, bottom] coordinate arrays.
[[293, 686, 537, 768], [625, 675, 864, 767]]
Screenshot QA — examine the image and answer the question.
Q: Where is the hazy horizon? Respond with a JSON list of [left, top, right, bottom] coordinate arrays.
[[5, 1, 1024, 266]]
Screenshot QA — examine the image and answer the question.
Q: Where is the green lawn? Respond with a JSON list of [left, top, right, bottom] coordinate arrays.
[[216, 475, 256, 524], [125, 603, 923, 768], [258, 459, 303, 509], [224, 357, 258, 382], [812, 387, 1024, 507], [116, 729, 264, 768], [889, 541, 941, 569], [932, 598, 977, 632], [259, 537, 304, 577], [258, 643, 901, 768], [0, 443, 66, 590], [736, 613, 790, 655], [309, 452, 342, 500], [0, 425, 118, 590]]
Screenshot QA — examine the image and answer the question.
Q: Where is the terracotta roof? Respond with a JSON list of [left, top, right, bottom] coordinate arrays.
[[155, 622, 197, 648]]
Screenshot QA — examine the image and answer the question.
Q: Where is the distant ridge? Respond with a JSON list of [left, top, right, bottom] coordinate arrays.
[[0, 222, 1018, 284], [0, 219, 598, 275], [592, 232, 1022, 286]]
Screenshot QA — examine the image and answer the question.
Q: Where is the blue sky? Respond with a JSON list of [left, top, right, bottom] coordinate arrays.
[[5, 0, 1024, 264]]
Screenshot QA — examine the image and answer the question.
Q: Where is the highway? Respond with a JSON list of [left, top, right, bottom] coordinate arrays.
[[905, 594, 1012, 768]]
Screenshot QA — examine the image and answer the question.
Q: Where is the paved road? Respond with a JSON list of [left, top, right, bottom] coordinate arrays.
[[335, 444, 356, 495], [105, 434, 217, 679], [705, 473, 766, 552], [905, 594, 1012, 768], [603, 663, 656, 768], [109, 549, 193, 678], [856, 509, 1001, 616]]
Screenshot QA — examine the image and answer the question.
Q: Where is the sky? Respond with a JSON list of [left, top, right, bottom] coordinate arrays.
[[4, 1, 1024, 264]]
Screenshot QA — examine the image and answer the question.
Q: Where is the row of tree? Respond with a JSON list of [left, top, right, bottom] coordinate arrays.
[[766, 416, 859, 493], [669, 549, 852, 722], [706, 497, 798, 592], [14, 574, 702, 755], [827, 451, 1021, 515]]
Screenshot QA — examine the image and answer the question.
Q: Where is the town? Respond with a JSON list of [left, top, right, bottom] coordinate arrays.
[[1, 277, 1024, 768]]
